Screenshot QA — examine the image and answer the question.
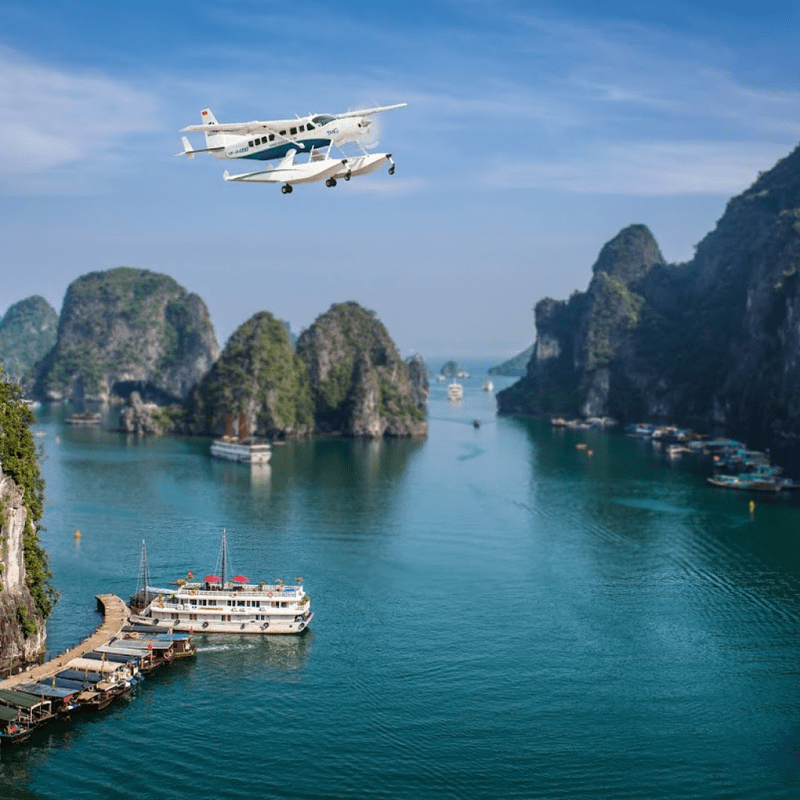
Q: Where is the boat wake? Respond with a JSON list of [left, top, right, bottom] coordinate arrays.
[[195, 642, 258, 653]]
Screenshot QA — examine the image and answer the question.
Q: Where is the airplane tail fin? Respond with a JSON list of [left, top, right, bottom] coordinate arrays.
[[202, 108, 223, 151], [176, 136, 195, 159]]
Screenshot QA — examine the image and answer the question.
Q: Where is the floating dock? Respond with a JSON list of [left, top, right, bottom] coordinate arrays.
[[1, 594, 128, 690]]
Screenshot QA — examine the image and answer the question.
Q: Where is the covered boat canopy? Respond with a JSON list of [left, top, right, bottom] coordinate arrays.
[[0, 706, 21, 722], [94, 645, 145, 660], [57, 669, 104, 684], [0, 688, 49, 710], [16, 682, 76, 700], [122, 623, 174, 635], [65, 658, 128, 675], [114, 638, 173, 651]]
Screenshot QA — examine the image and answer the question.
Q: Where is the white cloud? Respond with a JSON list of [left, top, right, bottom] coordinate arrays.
[[0, 47, 162, 181], [484, 140, 792, 196]]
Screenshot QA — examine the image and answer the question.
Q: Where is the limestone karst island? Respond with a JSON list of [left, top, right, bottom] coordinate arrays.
[[3, 137, 800, 754]]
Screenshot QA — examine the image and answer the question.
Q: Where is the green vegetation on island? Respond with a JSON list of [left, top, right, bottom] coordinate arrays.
[[0, 295, 58, 385], [187, 311, 314, 438], [0, 370, 56, 622], [33, 267, 219, 404]]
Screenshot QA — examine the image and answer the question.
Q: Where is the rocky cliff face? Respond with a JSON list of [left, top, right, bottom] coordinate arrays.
[[186, 311, 314, 438], [296, 302, 427, 437], [0, 380, 52, 673], [498, 142, 800, 444], [0, 295, 58, 384], [1, 470, 46, 671], [33, 268, 219, 404], [405, 353, 430, 414]]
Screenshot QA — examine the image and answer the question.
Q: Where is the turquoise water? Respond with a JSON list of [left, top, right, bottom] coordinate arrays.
[[3, 368, 800, 799]]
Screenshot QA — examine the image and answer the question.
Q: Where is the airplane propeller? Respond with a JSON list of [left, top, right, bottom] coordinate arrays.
[[358, 115, 381, 149]]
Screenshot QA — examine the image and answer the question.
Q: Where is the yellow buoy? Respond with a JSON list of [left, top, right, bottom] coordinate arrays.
[[73, 529, 82, 540]]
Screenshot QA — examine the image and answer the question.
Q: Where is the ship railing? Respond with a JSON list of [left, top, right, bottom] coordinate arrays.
[[154, 601, 301, 612], [156, 586, 301, 599]]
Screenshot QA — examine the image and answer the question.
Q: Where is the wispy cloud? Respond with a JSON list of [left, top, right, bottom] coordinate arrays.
[[484, 140, 792, 196], [0, 47, 161, 188]]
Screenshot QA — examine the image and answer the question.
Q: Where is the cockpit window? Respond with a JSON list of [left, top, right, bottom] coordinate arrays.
[[311, 115, 335, 126]]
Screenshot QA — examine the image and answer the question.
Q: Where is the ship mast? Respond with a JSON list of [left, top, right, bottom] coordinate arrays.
[[135, 540, 150, 606], [215, 529, 232, 587]]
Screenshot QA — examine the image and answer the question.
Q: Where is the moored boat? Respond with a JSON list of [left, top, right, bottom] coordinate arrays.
[[131, 532, 313, 635], [0, 705, 35, 746]]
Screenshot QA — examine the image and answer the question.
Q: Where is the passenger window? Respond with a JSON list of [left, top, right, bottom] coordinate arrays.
[[279, 130, 286, 136], [299, 125, 305, 132], [248, 141, 253, 147], [307, 123, 315, 130], [290, 127, 297, 135], [269, 134, 275, 141]]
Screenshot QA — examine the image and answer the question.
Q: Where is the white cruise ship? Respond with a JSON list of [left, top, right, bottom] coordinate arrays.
[[131, 533, 312, 635], [210, 413, 271, 463], [447, 380, 464, 401], [210, 436, 271, 464]]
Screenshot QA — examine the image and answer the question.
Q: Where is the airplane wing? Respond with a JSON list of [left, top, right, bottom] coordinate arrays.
[[180, 118, 299, 135], [335, 103, 407, 118]]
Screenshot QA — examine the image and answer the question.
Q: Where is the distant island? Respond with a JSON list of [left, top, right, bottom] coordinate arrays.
[[497, 139, 800, 448], [489, 345, 534, 377], [0, 270, 427, 440], [0, 296, 58, 384]]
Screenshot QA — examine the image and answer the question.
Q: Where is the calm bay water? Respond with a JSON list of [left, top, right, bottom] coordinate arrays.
[[3, 365, 800, 798]]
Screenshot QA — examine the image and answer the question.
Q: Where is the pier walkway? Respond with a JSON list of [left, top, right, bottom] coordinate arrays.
[[0, 594, 129, 690]]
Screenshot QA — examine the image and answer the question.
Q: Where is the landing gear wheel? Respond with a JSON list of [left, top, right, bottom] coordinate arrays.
[[345, 171, 351, 181], [325, 178, 337, 187], [281, 184, 293, 194], [388, 165, 396, 175]]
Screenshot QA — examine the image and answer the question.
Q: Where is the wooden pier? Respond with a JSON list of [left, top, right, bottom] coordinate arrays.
[[1, 594, 129, 690], [1, 593, 195, 746]]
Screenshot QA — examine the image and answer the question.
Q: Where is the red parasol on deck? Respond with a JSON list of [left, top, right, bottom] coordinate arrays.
[[232, 575, 249, 583], [204, 574, 221, 583]]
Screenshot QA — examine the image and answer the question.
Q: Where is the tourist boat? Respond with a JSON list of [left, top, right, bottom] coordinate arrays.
[[211, 412, 271, 463], [131, 534, 312, 635], [16, 682, 81, 716], [65, 411, 101, 425], [447, 381, 464, 401], [0, 706, 35, 747], [210, 436, 271, 464], [482, 380, 494, 392]]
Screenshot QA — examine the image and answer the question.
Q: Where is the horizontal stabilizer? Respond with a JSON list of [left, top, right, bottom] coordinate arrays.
[[175, 136, 225, 157]]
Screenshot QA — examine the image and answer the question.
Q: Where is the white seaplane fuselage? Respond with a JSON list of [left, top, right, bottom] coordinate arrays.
[[179, 104, 405, 191]]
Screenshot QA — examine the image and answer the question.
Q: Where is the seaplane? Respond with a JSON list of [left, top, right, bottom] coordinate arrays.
[[178, 103, 406, 193]]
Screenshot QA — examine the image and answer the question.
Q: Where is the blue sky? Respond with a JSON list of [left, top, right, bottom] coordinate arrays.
[[2, 0, 798, 359]]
